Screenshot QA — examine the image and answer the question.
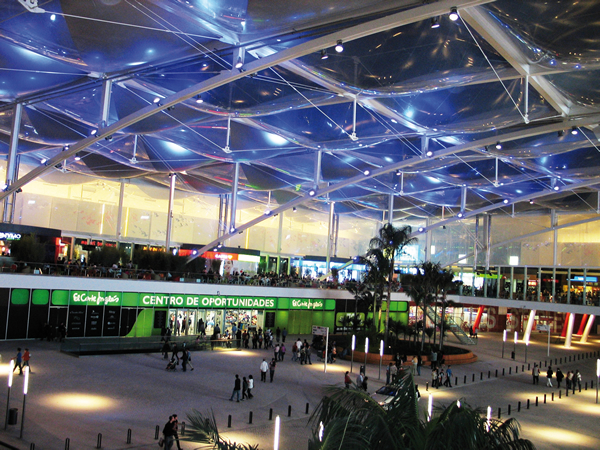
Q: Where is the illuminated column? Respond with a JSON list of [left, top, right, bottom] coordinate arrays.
[[313, 150, 322, 189], [116, 180, 125, 243], [388, 193, 394, 224], [276, 212, 283, 274], [165, 173, 176, 251], [580, 315, 595, 344], [564, 312, 575, 348], [577, 314, 588, 335], [472, 306, 484, 332], [523, 310, 536, 343], [229, 162, 240, 232], [3, 103, 22, 223]]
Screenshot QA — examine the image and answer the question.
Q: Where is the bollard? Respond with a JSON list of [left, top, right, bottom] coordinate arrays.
[[155, 425, 160, 440], [426, 382, 429, 391], [228, 415, 232, 428], [579, 384, 581, 393], [559, 389, 562, 399], [585, 382, 588, 391], [97, 433, 102, 448], [249, 411, 253, 424], [181, 422, 185, 436], [509, 367, 512, 375], [288, 405, 292, 417], [30, 445, 35, 450], [472, 373, 475, 382], [522, 365, 524, 372], [65, 438, 70, 450], [560, 357, 562, 364], [305, 403, 309, 414], [535, 396, 538, 407], [566, 388, 568, 397], [508, 404, 511, 415], [544, 394, 546, 404], [592, 380, 595, 389], [464, 375, 467, 384], [455, 377, 458, 386], [573, 385, 576, 394], [518, 401, 521, 412], [528, 363, 530, 371], [495, 369, 498, 377], [555, 358, 557, 365], [488, 371, 490, 379], [551, 392, 554, 401], [526, 399, 530, 409], [269, 408, 273, 421], [516, 366, 518, 374], [480, 372, 483, 381], [569, 356, 571, 362], [502, 368, 505, 376], [498, 407, 501, 419], [578, 354, 580, 361], [127, 428, 132, 444]]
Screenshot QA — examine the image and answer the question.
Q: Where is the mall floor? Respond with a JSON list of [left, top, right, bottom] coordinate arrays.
[[0, 329, 598, 450]]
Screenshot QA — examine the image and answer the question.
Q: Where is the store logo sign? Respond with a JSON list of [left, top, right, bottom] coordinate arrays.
[[0, 232, 21, 240]]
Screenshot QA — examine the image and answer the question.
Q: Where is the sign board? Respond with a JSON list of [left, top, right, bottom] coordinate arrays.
[[312, 325, 328, 336], [536, 324, 550, 332]]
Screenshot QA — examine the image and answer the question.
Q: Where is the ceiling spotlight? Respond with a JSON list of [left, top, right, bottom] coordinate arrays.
[[363, 169, 370, 176], [320, 49, 329, 60], [153, 97, 161, 104], [293, 207, 297, 212], [74, 153, 81, 161], [425, 150, 434, 157], [40, 158, 47, 165], [90, 129, 97, 136], [571, 126, 578, 135], [418, 227, 425, 233], [431, 17, 440, 29], [105, 135, 113, 141], [529, 199, 534, 204], [264, 209, 272, 216], [495, 141, 502, 150], [62, 145, 69, 151], [235, 56, 243, 69], [308, 189, 316, 197], [457, 212, 464, 218], [229, 227, 236, 233], [553, 185, 560, 191], [503, 199, 509, 204], [217, 243, 223, 248], [449, 7, 459, 21], [558, 130, 564, 137], [335, 40, 344, 53], [195, 96, 204, 104]]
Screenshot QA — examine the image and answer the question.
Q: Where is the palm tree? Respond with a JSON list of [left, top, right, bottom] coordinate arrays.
[[307, 369, 536, 450], [185, 409, 259, 449], [404, 262, 439, 351], [368, 224, 416, 344]]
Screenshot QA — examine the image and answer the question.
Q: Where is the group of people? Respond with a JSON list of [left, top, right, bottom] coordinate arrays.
[[534, 364, 582, 390], [161, 414, 183, 450], [291, 338, 314, 365], [12, 347, 32, 374], [229, 374, 255, 402], [162, 342, 194, 372], [431, 365, 453, 388]]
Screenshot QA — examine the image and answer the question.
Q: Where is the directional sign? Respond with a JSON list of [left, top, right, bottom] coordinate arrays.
[[536, 324, 550, 332], [312, 325, 328, 336]]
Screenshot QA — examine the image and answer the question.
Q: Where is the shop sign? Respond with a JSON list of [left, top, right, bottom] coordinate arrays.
[[140, 293, 276, 309], [70, 291, 121, 306], [0, 232, 21, 240], [570, 276, 598, 283], [202, 251, 237, 260], [290, 298, 324, 310]]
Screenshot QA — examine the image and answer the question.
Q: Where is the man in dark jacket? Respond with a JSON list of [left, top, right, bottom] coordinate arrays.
[[229, 374, 241, 402], [162, 415, 177, 450]]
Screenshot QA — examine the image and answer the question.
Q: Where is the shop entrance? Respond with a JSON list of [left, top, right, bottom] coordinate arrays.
[[168, 309, 198, 336]]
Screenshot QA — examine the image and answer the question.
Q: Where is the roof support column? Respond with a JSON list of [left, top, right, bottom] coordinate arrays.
[[580, 315, 595, 344], [425, 218, 432, 262], [230, 163, 240, 231], [100, 78, 112, 128], [333, 212, 339, 258], [388, 193, 394, 224], [165, 173, 176, 251], [564, 312, 575, 348], [3, 103, 23, 223], [485, 214, 492, 271], [276, 212, 283, 274], [314, 150, 322, 189], [551, 209, 558, 266], [326, 200, 335, 272], [116, 180, 125, 243], [460, 185, 467, 213]]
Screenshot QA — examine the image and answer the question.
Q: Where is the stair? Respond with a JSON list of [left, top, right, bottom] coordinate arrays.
[[425, 306, 476, 345]]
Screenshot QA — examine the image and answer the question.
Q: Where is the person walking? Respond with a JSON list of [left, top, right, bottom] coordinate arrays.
[[247, 375, 254, 398], [362, 376, 369, 392], [12, 348, 23, 375], [260, 358, 268, 382], [344, 371, 352, 388], [431, 368, 438, 388], [186, 348, 194, 371], [242, 376, 249, 400], [162, 415, 177, 450], [269, 358, 277, 382], [172, 414, 183, 450], [444, 365, 453, 387], [22, 348, 32, 373], [546, 366, 554, 387], [230, 374, 241, 402], [282, 327, 288, 342], [555, 368, 564, 389], [274, 343, 280, 361], [411, 356, 417, 376], [575, 369, 582, 391], [305, 343, 313, 364], [532, 364, 540, 385], [279, 343, 286, 361], [566, 370, 572, 390], [181, 347, 189, 372]]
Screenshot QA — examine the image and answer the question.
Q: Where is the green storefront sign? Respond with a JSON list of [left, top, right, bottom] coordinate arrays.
[[70, 291, 122, 306], [139, 294, 277, 309]]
